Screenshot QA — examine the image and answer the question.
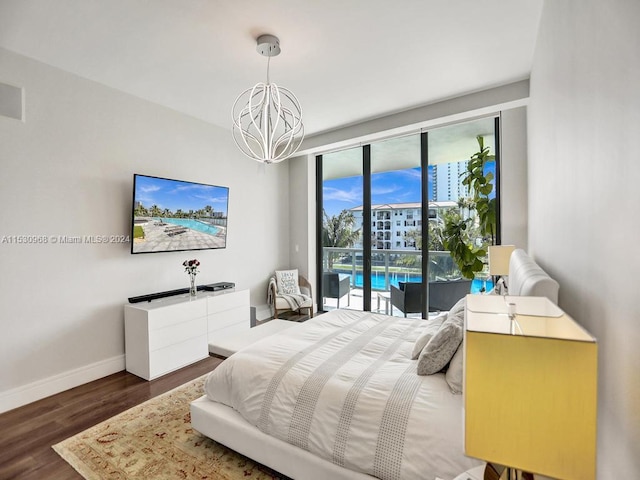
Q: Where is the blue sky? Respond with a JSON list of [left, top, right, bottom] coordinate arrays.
[[323, 167, 433, 217], [134, 175, 229, 215], [322, 162, 495, 217]]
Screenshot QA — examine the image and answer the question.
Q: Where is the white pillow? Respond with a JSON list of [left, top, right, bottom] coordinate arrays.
[[445, 341, 464, 394], [410, 313, 446, 360], [275, 269, 300, 295], [447, 296, 466, 322], [443, 297, 466, 392]]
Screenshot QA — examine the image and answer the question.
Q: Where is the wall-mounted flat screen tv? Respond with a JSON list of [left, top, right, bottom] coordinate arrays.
[[131, 174, 229, 254]]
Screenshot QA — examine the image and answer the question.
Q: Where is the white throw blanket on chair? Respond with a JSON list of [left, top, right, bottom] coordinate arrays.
[[268, 276, 310, 311]]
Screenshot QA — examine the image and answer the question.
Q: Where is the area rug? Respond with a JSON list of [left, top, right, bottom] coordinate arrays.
[[52, 375, 286, 480]]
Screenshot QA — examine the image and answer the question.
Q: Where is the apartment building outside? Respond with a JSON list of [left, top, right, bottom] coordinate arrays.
[[349, 201, 458, 251]]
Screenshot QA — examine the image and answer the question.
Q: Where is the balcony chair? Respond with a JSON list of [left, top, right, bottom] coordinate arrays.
[[390, 279, 472, 317], [390, 282, 423, 317], [268, 269, 313, 320], [322, 272, 351, 309], [427, 279, 472, 312]]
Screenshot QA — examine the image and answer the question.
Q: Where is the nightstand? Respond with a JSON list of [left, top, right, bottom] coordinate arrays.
[[452, 465, 485, 480]]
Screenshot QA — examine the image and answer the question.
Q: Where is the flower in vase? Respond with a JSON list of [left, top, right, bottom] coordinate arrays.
[[183, 259, 200, 275]]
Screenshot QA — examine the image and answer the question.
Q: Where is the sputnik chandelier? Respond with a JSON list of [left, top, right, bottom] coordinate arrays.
[[232, 34, 304, 164]]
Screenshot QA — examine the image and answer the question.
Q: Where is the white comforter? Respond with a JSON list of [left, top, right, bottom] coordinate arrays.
[[204, 309, 480, 480]]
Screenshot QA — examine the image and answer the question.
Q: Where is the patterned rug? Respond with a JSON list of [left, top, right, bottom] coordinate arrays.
[[52, 375, 285, 480]]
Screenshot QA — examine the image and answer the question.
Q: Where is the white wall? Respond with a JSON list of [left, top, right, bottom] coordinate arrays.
[[528, 1, 640, 477], [0, 48, 290, 412], [288, 154, 316, 288]]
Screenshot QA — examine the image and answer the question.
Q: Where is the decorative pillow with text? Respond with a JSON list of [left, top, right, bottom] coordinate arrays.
[[276, 269, 301, 295]]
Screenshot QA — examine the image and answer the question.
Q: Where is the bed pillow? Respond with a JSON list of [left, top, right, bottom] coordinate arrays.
[[447, 296, 466, 323], [417, 297, 466, 375], [445, 340, 464, 394], [417, 320, 463, 375], [275, 269, 300, 295], [441, 296, 466, 386], [410, 313, 446, 360]]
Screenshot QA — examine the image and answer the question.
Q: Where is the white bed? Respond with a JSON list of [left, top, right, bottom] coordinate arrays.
[[191, 249, 559, 480], [192, 308, 479, 480]]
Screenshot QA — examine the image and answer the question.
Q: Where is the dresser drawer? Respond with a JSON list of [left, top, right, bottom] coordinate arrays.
[[148, 335, 208, 380], [207, 289, 250, 314], [208, 305, 250, 332], [207, 321, 250, 344], [149, 316, 207, 351], [146, 298, 207, 330]]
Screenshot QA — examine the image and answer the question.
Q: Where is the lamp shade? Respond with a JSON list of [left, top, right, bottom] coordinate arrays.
[[464, 295, 598, 480], [488, 245, 516, 276]]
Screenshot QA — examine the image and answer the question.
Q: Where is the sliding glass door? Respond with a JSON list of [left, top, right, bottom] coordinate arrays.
[[427, 117, 499, 296], [318, 147, 364, 312], [317, 116, 500, 316], [369, 134, 424, 314]]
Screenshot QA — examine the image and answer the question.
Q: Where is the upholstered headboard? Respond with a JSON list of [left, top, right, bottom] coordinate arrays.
[[508, 248, 560, 304]]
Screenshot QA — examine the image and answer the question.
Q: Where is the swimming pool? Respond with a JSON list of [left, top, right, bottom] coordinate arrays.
[[158, 218, 221, 236], [339, 271, 492, 293]]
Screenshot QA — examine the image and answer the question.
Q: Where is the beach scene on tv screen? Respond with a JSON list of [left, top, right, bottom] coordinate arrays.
[[132, 175, 229, 253]]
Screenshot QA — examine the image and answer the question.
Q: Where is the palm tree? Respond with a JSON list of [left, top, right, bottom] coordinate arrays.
[[150, 205, 162, 218], [403, 228, 422, 250], [401, 220, 447, 253], [322, 209, 360, 270], [134, 203, 149, 217]]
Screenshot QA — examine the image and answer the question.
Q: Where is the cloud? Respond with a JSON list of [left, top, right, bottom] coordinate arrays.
[[323, 186, 362, 203], [172, 183, 211, 193], [371, 185, 401, 196], [395, 168, 422, 180], [194, 194, 228, 204]]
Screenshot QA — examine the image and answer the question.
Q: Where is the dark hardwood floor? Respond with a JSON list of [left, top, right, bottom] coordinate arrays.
[[0, 356, 223, 480]]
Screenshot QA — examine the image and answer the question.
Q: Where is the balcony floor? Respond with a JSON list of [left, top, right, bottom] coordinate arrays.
[[321, 287, 442, 319]]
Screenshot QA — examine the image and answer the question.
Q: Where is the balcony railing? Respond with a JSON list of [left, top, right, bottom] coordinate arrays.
[[322, 247, 467, 292]]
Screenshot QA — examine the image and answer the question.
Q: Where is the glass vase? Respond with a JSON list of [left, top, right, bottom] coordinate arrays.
[[189, 273, 197, 297]]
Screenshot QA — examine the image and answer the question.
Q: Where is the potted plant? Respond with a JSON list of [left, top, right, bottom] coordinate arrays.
[[442, 136, 497, 279]]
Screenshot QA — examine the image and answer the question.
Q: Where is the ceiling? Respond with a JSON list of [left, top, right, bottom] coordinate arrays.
[[323, 116, 497, 179], [0, 0, 543, 137]]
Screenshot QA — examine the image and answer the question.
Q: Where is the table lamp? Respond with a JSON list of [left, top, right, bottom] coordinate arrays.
[[464, 295, 598, 480], [488, 245, 515, 294]]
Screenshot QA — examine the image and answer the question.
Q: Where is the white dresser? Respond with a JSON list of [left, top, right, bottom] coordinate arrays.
[[124, 288, 250, 380]]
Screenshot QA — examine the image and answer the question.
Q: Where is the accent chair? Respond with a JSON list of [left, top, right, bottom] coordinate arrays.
[[268, 271, 313, 320]]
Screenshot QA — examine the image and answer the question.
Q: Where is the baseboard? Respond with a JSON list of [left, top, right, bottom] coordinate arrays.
[[0, 354, 125, 414]]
